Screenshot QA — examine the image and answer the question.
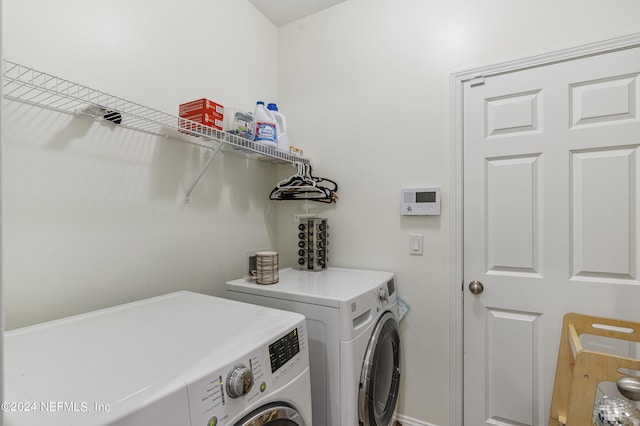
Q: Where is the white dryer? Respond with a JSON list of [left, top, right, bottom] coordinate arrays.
[[225, 267, 401, 426], [4, 291, 312, 426]]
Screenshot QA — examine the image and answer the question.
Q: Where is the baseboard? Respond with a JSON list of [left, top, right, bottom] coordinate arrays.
[[394, 413, 440, 426]]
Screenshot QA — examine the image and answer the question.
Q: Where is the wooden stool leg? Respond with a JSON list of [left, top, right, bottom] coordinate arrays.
[[550, 315, 576, 425]]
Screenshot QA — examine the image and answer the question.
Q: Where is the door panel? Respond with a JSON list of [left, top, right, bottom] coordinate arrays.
[[570, 74, 639, 128], [486, 90, 542, 137], [571, 146, 638, 281], [485, 309, 541, 426], [464, 45, 640, 425], [486, 155, 542, 275]]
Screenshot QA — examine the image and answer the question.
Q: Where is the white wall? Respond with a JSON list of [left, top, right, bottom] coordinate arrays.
[[1, 0, 280, 329], [276, 0, 640, 424], [4, 0, 640, 425]]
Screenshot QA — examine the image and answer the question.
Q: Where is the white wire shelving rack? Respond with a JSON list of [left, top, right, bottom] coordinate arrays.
[[2, 59, 310, 202]]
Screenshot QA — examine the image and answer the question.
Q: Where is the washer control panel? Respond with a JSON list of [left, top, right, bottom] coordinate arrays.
[[268, 328, 301, 374], [185, 321, 308, 426], [226, 364, 254, 399]]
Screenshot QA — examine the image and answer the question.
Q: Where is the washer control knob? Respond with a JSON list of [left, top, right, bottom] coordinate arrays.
[[226, 364, 254, 399]]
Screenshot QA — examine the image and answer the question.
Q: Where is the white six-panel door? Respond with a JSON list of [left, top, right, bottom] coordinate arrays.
[[463, 45, 640, 425]]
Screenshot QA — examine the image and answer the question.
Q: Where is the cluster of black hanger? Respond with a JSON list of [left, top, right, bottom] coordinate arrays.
[[269, 162, 339, 204]]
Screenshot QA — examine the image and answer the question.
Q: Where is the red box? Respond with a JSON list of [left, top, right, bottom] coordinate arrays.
[[179, 98, 224, 131], [180, 113, 224, 131], [179, 98, 224, 118]]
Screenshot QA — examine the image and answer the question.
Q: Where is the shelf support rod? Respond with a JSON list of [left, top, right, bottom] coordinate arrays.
[[185, 143, 224, 204]]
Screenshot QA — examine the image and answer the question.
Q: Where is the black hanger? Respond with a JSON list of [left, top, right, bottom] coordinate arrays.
[[269, 163, 339, 203]]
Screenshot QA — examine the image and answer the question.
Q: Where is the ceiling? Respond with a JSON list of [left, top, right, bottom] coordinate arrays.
[[249, 0, 348, 27]]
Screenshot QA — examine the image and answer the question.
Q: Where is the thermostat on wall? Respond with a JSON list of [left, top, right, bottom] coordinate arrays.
[[401, 187, 441, 216]]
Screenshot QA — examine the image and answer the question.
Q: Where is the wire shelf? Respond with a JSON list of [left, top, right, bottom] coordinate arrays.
[[2, 59, 309, 165]]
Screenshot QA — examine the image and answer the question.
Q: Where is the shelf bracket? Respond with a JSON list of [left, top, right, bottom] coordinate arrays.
[[185, 143, 224, 204]]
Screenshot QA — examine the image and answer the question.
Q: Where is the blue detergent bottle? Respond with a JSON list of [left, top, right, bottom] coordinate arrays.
[[253, 101, 277, 147], [267, 103, 290, 152]]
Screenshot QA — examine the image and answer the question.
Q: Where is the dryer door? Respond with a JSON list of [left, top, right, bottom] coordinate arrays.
[[235, 403, 304, 426], [358, 311, 401, 426]]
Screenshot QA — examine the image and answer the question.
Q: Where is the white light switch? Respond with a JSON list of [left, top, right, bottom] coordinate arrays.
[[409, 234, 423, 255]]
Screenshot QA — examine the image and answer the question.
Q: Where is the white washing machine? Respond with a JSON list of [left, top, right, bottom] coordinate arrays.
[[4, 291, 312, 426], [225, 267, 401, 426]]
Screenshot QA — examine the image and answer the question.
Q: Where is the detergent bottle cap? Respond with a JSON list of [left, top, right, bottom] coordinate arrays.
[[267, 103, 278, 111]]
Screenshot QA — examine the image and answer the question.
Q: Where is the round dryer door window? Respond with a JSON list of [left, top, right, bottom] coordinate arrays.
[[235, 403, 304, 426], [358, 311, 401, 426]]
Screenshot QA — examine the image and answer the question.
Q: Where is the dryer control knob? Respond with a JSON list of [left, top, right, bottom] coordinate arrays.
[[226, 365, 254, 399], [378, 287, 388, 303]]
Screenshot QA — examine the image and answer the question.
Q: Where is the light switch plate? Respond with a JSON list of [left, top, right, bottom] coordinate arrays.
[[409, 234, 423, 255]]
